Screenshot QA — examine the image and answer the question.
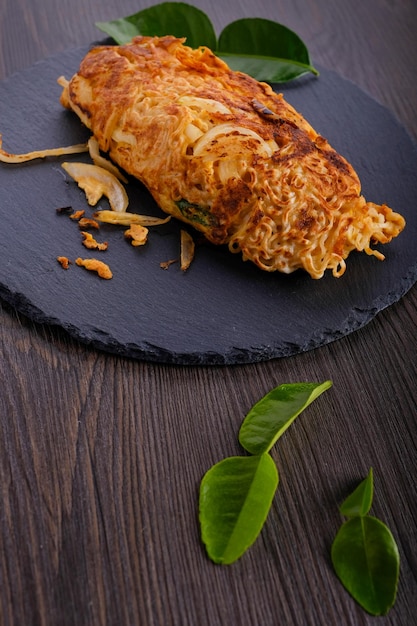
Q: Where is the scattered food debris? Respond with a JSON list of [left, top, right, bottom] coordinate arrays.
[[69, 209, 86, 220], [75, 257, 113, 279], [124, 223, 149, 247], [78, 217, 99, 230], [56, 206, 73, 215], [160, 259, 178, 270], [81, 231, 108, 251], [56, 256, 72, 269]]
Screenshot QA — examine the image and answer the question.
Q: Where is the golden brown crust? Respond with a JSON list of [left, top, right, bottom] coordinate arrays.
[[60, 36, 405, 278]]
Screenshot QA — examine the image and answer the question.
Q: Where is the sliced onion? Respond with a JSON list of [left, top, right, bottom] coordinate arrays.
[[178, 95, 232, 115], [94, 210, 171, 226], [193, 124, 276, 158], [0, 134, 88, 163], [180, 229, 195, 271], [184, 123, 204, 144], [87, 137, 128, 183], [62, 161, 129, 212]]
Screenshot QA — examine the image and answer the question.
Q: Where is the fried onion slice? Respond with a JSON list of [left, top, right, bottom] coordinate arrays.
[[61, 161, 129, 212], [94, 210, 171, 226], [87, 136, 128, 183], [0, 134, 88, 163], [180, 229, 195, 271]]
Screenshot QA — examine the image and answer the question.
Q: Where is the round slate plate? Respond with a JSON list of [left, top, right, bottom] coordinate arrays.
[[1, 46, 416, 365]]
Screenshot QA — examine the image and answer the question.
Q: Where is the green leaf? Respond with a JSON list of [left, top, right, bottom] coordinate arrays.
[[331, 516, 400, 615], [199, 454, 278, 564], [218, 53, 317, 83], [95, 17, 144, 45], [95, 4, 318, 83], [219, 18, 311, 65], [238, 381, 332, 455], [217, 18, 319, 82], [96, 2, 217, 49], [340, 468, 374, 518]]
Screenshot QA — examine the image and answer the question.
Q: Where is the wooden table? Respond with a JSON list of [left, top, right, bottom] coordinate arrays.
[[1, 1, 416, 624]]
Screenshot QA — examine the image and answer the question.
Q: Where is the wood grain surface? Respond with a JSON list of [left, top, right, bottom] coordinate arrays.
[[1, 1, 416, 625]]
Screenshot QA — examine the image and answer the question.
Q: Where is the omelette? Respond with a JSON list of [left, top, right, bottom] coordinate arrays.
[[59, 36, 405, 278]]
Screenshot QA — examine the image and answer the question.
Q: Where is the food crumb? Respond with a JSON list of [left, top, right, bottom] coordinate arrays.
[[81, 231, 108, 251], [124, 223, 149, 247], [78, 217, 99, 229], [57, 256, 72, 269], [75, 257, 113, 279], [160, 258, 178, 270], [56, 206, 73, 215], [69, 209, 85, 220]]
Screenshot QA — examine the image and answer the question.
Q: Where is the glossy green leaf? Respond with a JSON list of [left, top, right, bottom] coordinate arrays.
[[238, 381, 332, 455], [218, 18, 318, 82], [95, 4, 318, 83], [339, 467, 374, 518], [96, 2, 217, 49], [217, 53, 316, 83], [331, 516, 400, 615], [199, 454, 278, 564]]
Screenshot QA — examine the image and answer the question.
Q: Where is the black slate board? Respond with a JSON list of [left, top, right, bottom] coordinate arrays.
[[1, 46, 416, 365]]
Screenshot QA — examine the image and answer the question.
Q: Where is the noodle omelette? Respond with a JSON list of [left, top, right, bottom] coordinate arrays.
[[59, 36, 405, 278]]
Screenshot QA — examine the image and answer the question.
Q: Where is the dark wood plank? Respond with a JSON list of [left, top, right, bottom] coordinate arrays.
[[0, 1, 416, 625]]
